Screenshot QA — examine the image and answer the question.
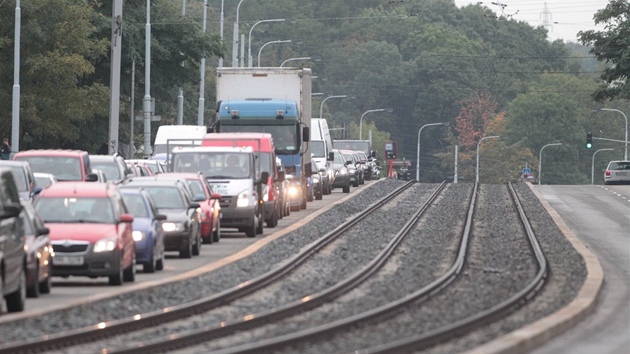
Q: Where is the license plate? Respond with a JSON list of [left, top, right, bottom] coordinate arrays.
[[615, 172, 627, 176], [53, 255, 84, 266], [212, 187, 228, 195]]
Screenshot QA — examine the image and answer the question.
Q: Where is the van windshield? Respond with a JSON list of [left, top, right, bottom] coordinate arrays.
[[172, 152, 252, 179], [311, 141, 325, 158]]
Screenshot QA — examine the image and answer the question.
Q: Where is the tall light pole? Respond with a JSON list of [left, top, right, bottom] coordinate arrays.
[[416, 122, 447, 181], [257, 39, 291, 67], [197, 0, 208, 126], [359, 109, 390, 140], [248, 19, 285, 67], [600, 108, 628, 160], [108, 0, 123, 155], [232, 0, 246, 67], [319, 95, 347, 119], [538, 143, 562, 186], [280, 57, 311, 67], [218, 0, 224, 67], [177, 0, 187, 125], [11, 0, 21, 154], [476, 135, 500, 184], [592, 148, 615, 184], [143, 0, 152, 157]]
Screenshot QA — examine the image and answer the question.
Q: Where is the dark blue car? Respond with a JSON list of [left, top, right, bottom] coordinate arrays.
[[120, 189, 166, 273]]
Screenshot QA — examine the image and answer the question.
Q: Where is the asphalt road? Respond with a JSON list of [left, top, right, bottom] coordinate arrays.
[[0, 184, 366, 322], [530, 184, 630, 354]]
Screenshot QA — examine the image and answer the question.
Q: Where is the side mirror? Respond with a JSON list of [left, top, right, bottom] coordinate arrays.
[[32, 186, 43, 197], [345, 161, 353, 166], [327, 151, 334, 161], [120, 213, 134, 223], [36, 226, 50, 237], [1, 203, 22, 218], [319, 168, 326, 173], [189, 202, 201, 209], [371, 150, 376, 158], [154, 214, 167, 221], [276, 170, 285, 182], [86, 173, 99, 182], [302, 126, 310, 142], [261, 171, 270, 183], [210, 192, 222, 200]]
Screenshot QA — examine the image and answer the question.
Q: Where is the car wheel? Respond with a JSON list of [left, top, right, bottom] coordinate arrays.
[[256, 213, 264, 235], [143, 254, 156, 273], [156, 251, 164, 271], [192, 234, 201, 256], [123, 255, 136, 282], [6, 267, 27, 312], [307, 191, 314, 202], [266, 209, 279, 228], [343, 184, 350, 193], [315, 189, 323, 200], [180, 238, 193, 258], [39, 270, 52, 294], [212, 218, 221, 243], [245, 217, 257, 238], [27, 267, 40, 298], [352, 179, 359, 187], [109, 258, 124, 285]]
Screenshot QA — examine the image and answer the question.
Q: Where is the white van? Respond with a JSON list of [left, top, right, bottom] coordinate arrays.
[[153, 125, 207, 155], [310, 118, 333, 194], [170, 146, 265, 238]]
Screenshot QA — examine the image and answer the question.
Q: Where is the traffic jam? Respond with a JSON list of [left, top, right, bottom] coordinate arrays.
[[0, 132, 380, 314]]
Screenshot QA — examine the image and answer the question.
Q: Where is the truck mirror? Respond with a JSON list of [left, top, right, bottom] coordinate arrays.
[[328, 151, 334, 161], [261, 171, 269, 183], [302, 126, 310, 142], [371, 150, 376, 158], [277, 170, 285, 182]]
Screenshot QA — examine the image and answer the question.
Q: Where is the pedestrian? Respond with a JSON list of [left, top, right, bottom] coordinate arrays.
[[0, 138, 11, 160]]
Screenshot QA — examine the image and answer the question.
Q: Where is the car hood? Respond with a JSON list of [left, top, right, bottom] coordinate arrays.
[[157, 209, 189, 223], [47, 223, 120, 243]]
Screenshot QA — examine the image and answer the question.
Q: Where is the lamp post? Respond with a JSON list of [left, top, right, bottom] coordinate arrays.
[[248, 19, 285, 67], [359, 109, 390, 140], [232, 0, 246, 67], [538, 143, 562, 186], [592, 148, 615, 184], [600, 108, 628, 160], [257, 40, 291, 67], [11, 0, 21, 153], [143, 0, 152, 157], [280, 57, 311, 67], [197, 0, 208, 126], [319, 95, 347, 119], [416, 122, 447, 181], [475, 135, 500, 184], [218, 0, 224, 68]]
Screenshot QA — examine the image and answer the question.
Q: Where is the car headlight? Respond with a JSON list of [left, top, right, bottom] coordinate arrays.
[[132, 231, 145, 242], [288, 185, 300, 197], [162, 222, 185, 232], [312, 176, 320, 183], [94, 238, 117, 253], [236, 190, 250, 208], [349, 168, 356, 174], [262, 185, 269, 202], [337, 169, 347, 175]]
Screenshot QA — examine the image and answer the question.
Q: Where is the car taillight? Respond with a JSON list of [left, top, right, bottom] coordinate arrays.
[[267, 176, 275, 201], [605, 170, 611, 176]]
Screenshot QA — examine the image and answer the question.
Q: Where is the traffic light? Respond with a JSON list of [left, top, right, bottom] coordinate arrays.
[[586, 131, 593, 149]]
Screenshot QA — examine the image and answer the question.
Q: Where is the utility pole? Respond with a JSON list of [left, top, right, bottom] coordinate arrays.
[[11, 1, 21, 153], [143, 0, 152, 157], [108, 0, 123, 155]]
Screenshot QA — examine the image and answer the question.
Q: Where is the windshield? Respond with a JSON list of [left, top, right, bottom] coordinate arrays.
[[121, 193, 149, 218], [186, 179, 206, 197], [172, 152, 253, 179], [125, 186, 186, 209], [16, 156, 83, 181], [333, 152, 345, 164], [220, 125, 298, 154], [311, 141, 325, 158], [333, 141, 370, 155], [91, 161, 121, 181], [35, 197, 115, 224]]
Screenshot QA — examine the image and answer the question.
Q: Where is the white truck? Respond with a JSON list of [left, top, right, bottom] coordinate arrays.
[[152, 125, 207, 156], [213, 67, 312, 209]]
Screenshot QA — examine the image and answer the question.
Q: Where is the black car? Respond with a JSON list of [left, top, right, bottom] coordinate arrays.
[[120, 177, 202, 259], [330, 149, 351, 193]]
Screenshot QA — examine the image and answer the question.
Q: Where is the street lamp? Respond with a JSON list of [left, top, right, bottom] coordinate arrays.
[[248, 19, 285, 67], [143, 0, 152, 157], [538, 143, 562, 186], [599, 108, 628, 160], [416, 122, 448, 181], [197, 0, 208, 126], [11, 0, 21, 153], [279, 57, 311, 67], [475, 135, 500, 184], [258, 39, 291, 67], [232, 0, 246, 67], [359, 109, 391, 140], [319, 95, 347, 119], [592, 148, 615, 184]]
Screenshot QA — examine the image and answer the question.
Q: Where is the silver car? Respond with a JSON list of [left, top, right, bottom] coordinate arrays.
[[604, 160, 630, 185]]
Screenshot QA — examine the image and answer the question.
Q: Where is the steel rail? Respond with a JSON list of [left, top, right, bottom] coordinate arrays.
[[184, 181, 479, 354], [0, 181, 417, 354], [106, 181, 448, 354], [358, 182, 549, 353]]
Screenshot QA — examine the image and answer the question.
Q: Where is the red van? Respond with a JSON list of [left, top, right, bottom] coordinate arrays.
[[201, 133, 284, 228], [13, 150, 98, 182]]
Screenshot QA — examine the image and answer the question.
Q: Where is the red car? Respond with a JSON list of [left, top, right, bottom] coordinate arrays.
[[13, 149, 98, 182], [33, 182, 136, 285], [155, 172, 222, 244]]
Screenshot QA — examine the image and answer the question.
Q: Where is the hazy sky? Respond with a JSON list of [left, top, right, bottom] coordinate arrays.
[[454, 1, 607, 43]]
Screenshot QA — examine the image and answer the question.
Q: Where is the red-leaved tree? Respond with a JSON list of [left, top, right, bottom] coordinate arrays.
[[455, 92, 498, 149]]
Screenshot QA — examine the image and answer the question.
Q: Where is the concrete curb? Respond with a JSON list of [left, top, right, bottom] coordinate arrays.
[[464, 182, 604, 354]]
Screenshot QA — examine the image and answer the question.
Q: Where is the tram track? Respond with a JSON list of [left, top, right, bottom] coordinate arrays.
[[0, 180, 449, 353]]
